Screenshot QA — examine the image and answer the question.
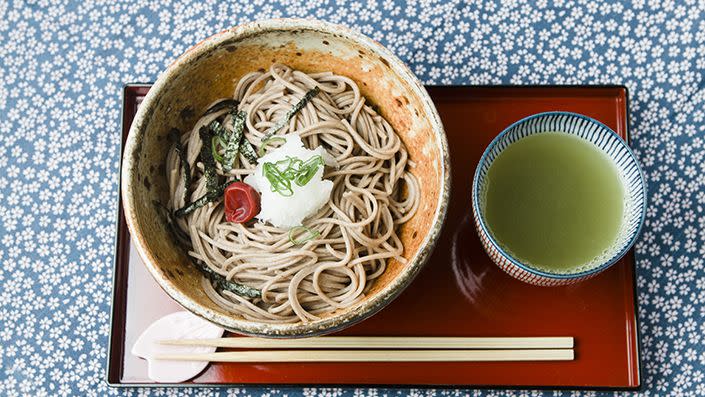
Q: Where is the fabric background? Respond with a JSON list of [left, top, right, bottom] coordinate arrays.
[[1, 0, 704, 395]]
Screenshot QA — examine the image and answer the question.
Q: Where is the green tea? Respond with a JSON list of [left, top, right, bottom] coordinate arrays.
[[484, 132, 624, 273]]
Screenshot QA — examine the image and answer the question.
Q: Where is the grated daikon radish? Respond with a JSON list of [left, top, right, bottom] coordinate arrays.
[[245, 134, 333, 228]]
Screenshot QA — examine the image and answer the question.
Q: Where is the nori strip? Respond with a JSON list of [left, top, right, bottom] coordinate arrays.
[[169, 109, 258, 299], [223, 111, 247, 172], [168, 128, 191, 203], [208, 119, 228, 137], [173, 182, 228, 217], [240, 137, 259, 164], [196, 261, 261, 298], [154, 199, 261, 298], [204, 98, 240, 116], [261, 86, 320, 141], [174, 190, 215, 217], [199, 126, 220, 194]]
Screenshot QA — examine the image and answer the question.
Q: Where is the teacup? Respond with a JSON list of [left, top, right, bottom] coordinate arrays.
[[472, 111, 646, 286]]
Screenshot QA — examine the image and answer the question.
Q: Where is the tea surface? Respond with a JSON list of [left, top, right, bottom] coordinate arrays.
[[484, 132, 624, 273]]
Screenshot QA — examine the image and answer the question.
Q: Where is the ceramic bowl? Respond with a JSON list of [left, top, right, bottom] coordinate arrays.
[[121, 19, 450, 337], [472, 111, 646, 286]]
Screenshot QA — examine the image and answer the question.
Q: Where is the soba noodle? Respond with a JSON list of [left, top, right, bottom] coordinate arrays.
[[166, 64, 419, 323]]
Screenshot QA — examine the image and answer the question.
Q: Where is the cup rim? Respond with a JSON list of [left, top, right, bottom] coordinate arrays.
[[471, 111, 647, 280]]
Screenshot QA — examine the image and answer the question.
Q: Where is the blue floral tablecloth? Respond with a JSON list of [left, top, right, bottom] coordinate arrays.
[[1, 0, 704, 396]]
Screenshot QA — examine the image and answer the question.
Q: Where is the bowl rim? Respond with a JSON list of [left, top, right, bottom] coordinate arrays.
[[121, 18, 450, 337], [471, 110, 647, 280]]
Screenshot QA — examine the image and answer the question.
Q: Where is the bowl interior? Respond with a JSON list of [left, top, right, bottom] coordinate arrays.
[[473, 112, 646, 279], [122, 21, 448, 336]]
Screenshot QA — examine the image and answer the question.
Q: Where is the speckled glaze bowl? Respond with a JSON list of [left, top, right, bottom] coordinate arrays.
[[121, 19, 450, 337]]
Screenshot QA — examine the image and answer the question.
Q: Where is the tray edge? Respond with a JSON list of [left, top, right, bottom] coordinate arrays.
[[106, 84, 642, 391]]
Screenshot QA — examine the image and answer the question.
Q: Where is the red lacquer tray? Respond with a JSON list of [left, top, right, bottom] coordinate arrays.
[[108, 85, 641, 389]]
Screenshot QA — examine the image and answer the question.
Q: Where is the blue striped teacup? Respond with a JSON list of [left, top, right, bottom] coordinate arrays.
[[471, 112, 646, 286]]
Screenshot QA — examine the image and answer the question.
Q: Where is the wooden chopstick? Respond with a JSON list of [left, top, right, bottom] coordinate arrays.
[[159, 336, 574, 350], [155, 349, 574, 362]]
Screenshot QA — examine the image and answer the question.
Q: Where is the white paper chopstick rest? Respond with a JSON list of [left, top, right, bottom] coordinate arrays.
[[131, 311, 224, 383]]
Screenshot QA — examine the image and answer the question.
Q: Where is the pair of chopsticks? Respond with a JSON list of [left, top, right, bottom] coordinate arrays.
[[155, 336, 574, 362]]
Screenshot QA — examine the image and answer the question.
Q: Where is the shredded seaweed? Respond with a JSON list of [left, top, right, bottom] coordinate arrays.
[[223, 111, 246, 171], [152, 200, 262, 298], [204, 98, 240, 116], [153, 200, 260, 298], [168, 128, 191, 203], [173, 190, 215, 217], [174, 124, 234, 217], [196, 261, 261, 298], [173, 182, 229, 217], [198, 126, 220, 194], [208, 119, 228, 139], [240, 137, 259, 164], [261, 86, 320, 142], [209, 113, 246, 171]]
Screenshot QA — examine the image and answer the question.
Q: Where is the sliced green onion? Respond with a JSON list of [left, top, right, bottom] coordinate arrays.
[[288, 225, 321, 245], [261, 87, 320, 142], [261, 154, 324, 197], [263, 162, 293, 197], [168, 128, 191, 204], [295, 155, 323, 186], [211, 135, 225, 163], [257, 136, 287, 157], [278, 156, 303, 180]]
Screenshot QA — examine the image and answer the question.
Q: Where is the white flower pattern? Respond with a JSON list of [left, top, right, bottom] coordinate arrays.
[[1, 0, 704, 396]]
